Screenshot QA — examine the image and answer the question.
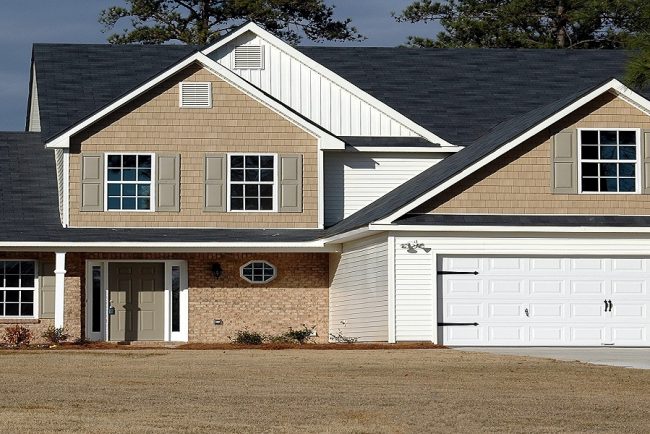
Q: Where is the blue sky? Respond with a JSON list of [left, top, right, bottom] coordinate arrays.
[[0, 0, 436, 131]]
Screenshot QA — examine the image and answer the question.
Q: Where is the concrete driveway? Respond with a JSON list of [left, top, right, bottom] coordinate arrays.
[[455, 347, 650, 370]]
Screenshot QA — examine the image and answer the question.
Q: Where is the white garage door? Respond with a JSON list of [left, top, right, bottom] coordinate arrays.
[[439, 256, 650, 346]]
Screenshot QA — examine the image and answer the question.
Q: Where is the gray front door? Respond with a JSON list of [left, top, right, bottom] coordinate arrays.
[[108, 263, 165, 341]]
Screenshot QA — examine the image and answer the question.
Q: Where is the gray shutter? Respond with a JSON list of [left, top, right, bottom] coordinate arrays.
[[551, 130, 577, 194], [643, 130, 650, 194], [39, 262, 56, 319], [279, 154, 303, 212], [204, 154, 227, 212], [156, 154, 181, 212], [81, 154, 104, 211]]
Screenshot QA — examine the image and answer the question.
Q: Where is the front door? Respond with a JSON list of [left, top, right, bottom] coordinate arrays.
[[108, 263, 165, 341]]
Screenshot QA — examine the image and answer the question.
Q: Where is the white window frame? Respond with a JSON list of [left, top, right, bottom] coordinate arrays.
[[179, 82, 213, 108], [0, 259, 39, 320], [577, 128, 641, 195], [226, 153, 278, 213], [239, 260, 277, 284], [104, 152, 156, 212]]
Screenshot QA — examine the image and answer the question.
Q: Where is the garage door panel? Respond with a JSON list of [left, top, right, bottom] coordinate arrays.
[[570, 327, 606, 343], [487, 280, 524, 295], [530, 280, 564, 296], [488, 303, 521, 318], [488, 326, 525, 343], [489, 257, 523, 271], [612, 258, 646, 272], [446, 326, 482, 343], [611, 327, 645, 343], [530, 326, 564, 343], [570, 258, 605, 270], [611, 304, 645, 318], [446, 279, 482, 296], [530, 258, 564, 271], [530, 303, 564, 319], [611, 280, 646, 295], [445, 257, 481, 271], [570, 303, 603, 318], [570, 281, 605, 296], [447, 303, 482, 318]]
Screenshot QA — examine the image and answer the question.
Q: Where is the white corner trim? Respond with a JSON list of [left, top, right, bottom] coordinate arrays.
[[317, 149, 324, 228], [375, 79, 647, 224], [44, 51, 344, 151], [63, 150, 70, 228], [201, 23, 454, 147], [387, 235, 396, 344]]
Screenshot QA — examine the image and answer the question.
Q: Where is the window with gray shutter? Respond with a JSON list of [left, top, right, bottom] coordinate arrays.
[[156, 154, 181, 212], [39, 262, 55, 319], [278, 154, 303, 212], [204, 154, 227, 212], [81, 154, 104, 211], [551, 130, 577, 194]]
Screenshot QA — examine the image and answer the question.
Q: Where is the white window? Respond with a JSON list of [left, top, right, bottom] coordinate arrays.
[[179, 82, 212, 108], [240, 261, 276, 284], [234, 45, 265, 69], [106, 154, 154, 211], [0, 261, 36, 317], [578, 129, 640, 193], [228, 154, 276, 211]]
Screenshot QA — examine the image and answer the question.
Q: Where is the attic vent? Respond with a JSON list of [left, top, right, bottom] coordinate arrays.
[[234, 45, 265, 69], [179, 82, 212, 108]]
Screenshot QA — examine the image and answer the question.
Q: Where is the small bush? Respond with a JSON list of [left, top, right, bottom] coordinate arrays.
[[329, 330, 358, 344], [3, 325, 33, 346], [41, 326, 69, 345], [230, 330, 265, 345], [283, 325, 315, 344]]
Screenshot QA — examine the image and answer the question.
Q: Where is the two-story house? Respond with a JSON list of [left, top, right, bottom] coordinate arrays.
[[3, 23, 650, 346]]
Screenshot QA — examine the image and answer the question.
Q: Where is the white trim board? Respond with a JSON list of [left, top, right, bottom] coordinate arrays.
[[376, 80, 650, 225], [44, 52, 344, 151], [202, 23, 455, 147]]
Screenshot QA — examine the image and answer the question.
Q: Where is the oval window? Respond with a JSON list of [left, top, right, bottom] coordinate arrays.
[[240, 261, 276, 284]]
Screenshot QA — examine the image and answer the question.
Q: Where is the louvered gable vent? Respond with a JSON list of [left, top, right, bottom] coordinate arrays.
[[234, 45, 265, 69], [179, 82, 212, 108]]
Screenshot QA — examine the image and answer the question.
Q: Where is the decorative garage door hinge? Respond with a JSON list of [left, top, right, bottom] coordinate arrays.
[[438, 322, 479, 326], [437, 270, 479, 275]]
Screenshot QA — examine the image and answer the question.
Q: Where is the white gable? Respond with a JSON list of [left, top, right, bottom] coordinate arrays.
[[206, 26, 452, 145]]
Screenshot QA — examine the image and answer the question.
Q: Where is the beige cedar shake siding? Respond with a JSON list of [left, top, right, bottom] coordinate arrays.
[[67, 252, 329, 343], [68, 64, 318, 228], [418, 92, 650, 215]]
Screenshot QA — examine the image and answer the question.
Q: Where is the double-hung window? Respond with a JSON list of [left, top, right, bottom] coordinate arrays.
[[579, 129, 640, 193], [0, 261, 35, 317], [228, 154, 276, 211], [106, 154, 154, 211]]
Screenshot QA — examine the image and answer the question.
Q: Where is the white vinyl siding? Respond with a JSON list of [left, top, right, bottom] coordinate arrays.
[[323, 152, 444, 225], [28, 67, 41, 132], [329, 234, 389, 342], [212, 35, 419, 137]]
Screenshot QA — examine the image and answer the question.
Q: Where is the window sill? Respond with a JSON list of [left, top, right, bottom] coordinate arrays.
[[0, 319, 41, 324]]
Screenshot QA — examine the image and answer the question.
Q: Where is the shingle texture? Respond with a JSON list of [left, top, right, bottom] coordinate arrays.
[[297, 47, 645, 146], [33, 44, 197, 142]]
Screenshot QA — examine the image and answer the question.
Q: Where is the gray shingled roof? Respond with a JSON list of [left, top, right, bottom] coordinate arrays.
[[396, 214, 650, 227], [0, 132, 323, 243], [296, 47, 646, 146], [33, 44, 198, 142]]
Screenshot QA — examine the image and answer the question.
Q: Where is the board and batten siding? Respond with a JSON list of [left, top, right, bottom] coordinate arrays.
[[329, 235, 389, 342], [324, 152, 444, 225], [211, 33, 418, 138], [394, 237, 435, 341]]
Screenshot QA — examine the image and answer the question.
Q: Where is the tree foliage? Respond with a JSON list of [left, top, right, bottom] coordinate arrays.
[[100, 0, 363, 45], [394, 0, 649, 49]]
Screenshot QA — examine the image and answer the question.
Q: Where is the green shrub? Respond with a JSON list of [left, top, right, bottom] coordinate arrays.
[[230, 329, 265, 345], [283, 325, 315, 344], [3, 325, 33, 346], [41, 326, 69, 345]]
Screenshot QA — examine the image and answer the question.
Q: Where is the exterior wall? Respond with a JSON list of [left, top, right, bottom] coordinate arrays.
[[0, 252, 79, 343], [68, 64, 319, 228], [393, 231, 650, 344], [419, 93, 650, 215], [70, 252, 329, 343], [324, 152, 444, 225], [329, 234, 388, 342], [211, 32, 419, 137]]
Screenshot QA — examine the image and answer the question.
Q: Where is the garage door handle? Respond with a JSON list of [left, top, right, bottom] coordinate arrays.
[[604, 299, 613, 312]]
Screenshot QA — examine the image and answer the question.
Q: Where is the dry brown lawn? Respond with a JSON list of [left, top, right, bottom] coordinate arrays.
[[0, 349, 649, 433]]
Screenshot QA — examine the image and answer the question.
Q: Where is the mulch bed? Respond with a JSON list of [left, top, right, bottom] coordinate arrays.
[[0, 342, 446, 351]]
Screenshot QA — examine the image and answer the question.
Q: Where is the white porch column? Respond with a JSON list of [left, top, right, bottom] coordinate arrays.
[[54, 252, 67, 329]]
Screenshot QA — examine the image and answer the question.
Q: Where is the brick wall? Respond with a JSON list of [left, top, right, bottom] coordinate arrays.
[[69, 252, 329, 343], [68, 63, 319, 228], [420, 92, 650, 215]]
